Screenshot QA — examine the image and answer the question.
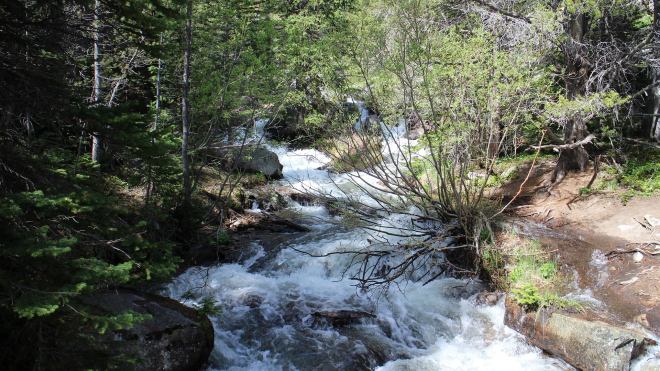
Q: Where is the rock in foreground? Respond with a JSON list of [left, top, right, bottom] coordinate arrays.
[[83, 290, 214, 371], [505, 298, 655, 371]]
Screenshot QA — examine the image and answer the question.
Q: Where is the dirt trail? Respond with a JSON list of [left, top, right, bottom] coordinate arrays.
[[493, 160, 660, 334]]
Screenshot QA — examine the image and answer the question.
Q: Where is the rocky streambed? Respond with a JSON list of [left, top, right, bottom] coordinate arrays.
[[503, 219, 660, 371], [157, 115, 660, 371], [164, 138, 575, 371]]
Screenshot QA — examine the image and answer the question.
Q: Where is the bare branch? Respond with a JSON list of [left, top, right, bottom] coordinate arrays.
[[615, 32, 653, 72], [467, 0, 531, 24], [623, 137, 660, 149], [630, 81, 660, 101], [531, 134, 596, 151], [13, 284, 80, 296], [542, 125, 565, 145], [493, 130, 546, 218]]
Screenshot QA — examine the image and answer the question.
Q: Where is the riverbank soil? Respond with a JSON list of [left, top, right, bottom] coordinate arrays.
[[492, 159, 660, 335]]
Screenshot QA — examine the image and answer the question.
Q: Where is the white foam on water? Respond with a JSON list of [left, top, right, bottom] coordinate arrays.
[[375, 298, 573, 371], [588, 249, 610, 289], [631, 341, 660, 371], [168, 108, 574, 370]]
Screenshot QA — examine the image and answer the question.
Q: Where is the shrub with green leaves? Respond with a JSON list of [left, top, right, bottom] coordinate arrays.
[[512, 284, 544, 311], [619, 149, 660, 200], [482, 228, 582, 312]]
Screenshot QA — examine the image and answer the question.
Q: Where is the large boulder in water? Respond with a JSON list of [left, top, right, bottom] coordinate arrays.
[[210, 145, 284, 180], [505, 298, 655, 371], [83, 289, 214, 371]]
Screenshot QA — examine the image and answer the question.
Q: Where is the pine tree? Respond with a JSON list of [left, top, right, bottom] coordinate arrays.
[[0, 1, 184, 369]]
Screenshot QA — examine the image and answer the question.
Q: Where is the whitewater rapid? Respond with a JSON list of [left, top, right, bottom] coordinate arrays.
[[166, 125, 580, 370]]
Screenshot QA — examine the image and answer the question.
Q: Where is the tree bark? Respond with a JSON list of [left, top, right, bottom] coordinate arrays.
[[155, 33, 163, 132], [147, 34, 163, 202], [91, 0, 101, 170], [486, 107, 501, 159], [647, 0, 660, 142], [552, 12, 590, 184], [182, 1, 192, 203]]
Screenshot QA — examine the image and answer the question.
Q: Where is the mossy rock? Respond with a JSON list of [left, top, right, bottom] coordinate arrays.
[[82, 289, 214, 371]]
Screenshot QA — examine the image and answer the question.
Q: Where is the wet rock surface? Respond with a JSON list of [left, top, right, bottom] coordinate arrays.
[[183, 243, 227, 267], [287, 191, 323, 206], [83, 289, 214, 371], [505, 298, 655, 371], [312, 310, 377, 326], [239, 292, 265, 308], [472, 291, 502, 307], [241, 189, 288, 211]]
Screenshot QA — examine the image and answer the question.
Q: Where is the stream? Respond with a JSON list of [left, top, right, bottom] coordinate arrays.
[[167, 114, 575, 370]]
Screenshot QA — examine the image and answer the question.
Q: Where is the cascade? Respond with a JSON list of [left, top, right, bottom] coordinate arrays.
[[168, 106, 573, 370]]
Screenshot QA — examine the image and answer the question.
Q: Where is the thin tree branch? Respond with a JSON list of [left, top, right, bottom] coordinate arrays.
[[468, 0, 532, 24], [623, 137, 660, 149], [542, 125, 565, 145], [630, 81, 660, 101], [531, 134, 596, 151], [493, 130, 545, 218]]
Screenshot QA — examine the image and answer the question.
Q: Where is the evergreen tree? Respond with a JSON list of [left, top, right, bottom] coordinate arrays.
[[0, 1, 184, 369]]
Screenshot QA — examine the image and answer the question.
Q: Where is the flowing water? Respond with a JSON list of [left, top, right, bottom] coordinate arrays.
[[167, 114, 575, 370]]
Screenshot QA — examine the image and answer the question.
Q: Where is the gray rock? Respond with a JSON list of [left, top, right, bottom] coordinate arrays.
[[312, 310, 377, 326], [239, 293, 265, 308], [473, 291, 502, 307], [406, 127, 424, 140], [505, 298, 656, 371], [83, 290, 214, 371], [212, 146, 284, 180], [243, 189, 288, 211]]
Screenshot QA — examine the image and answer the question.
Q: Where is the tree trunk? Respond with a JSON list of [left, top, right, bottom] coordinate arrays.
[[181, 1, 192, 203], [645, 79, 660, 142], [486, 107, 501, 159], [91, 0, 101, 170], [147, 34, 163, 202], [647, 0, 660, 142], [154, 33, 163, 132], [552, 12, 590, 183]]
